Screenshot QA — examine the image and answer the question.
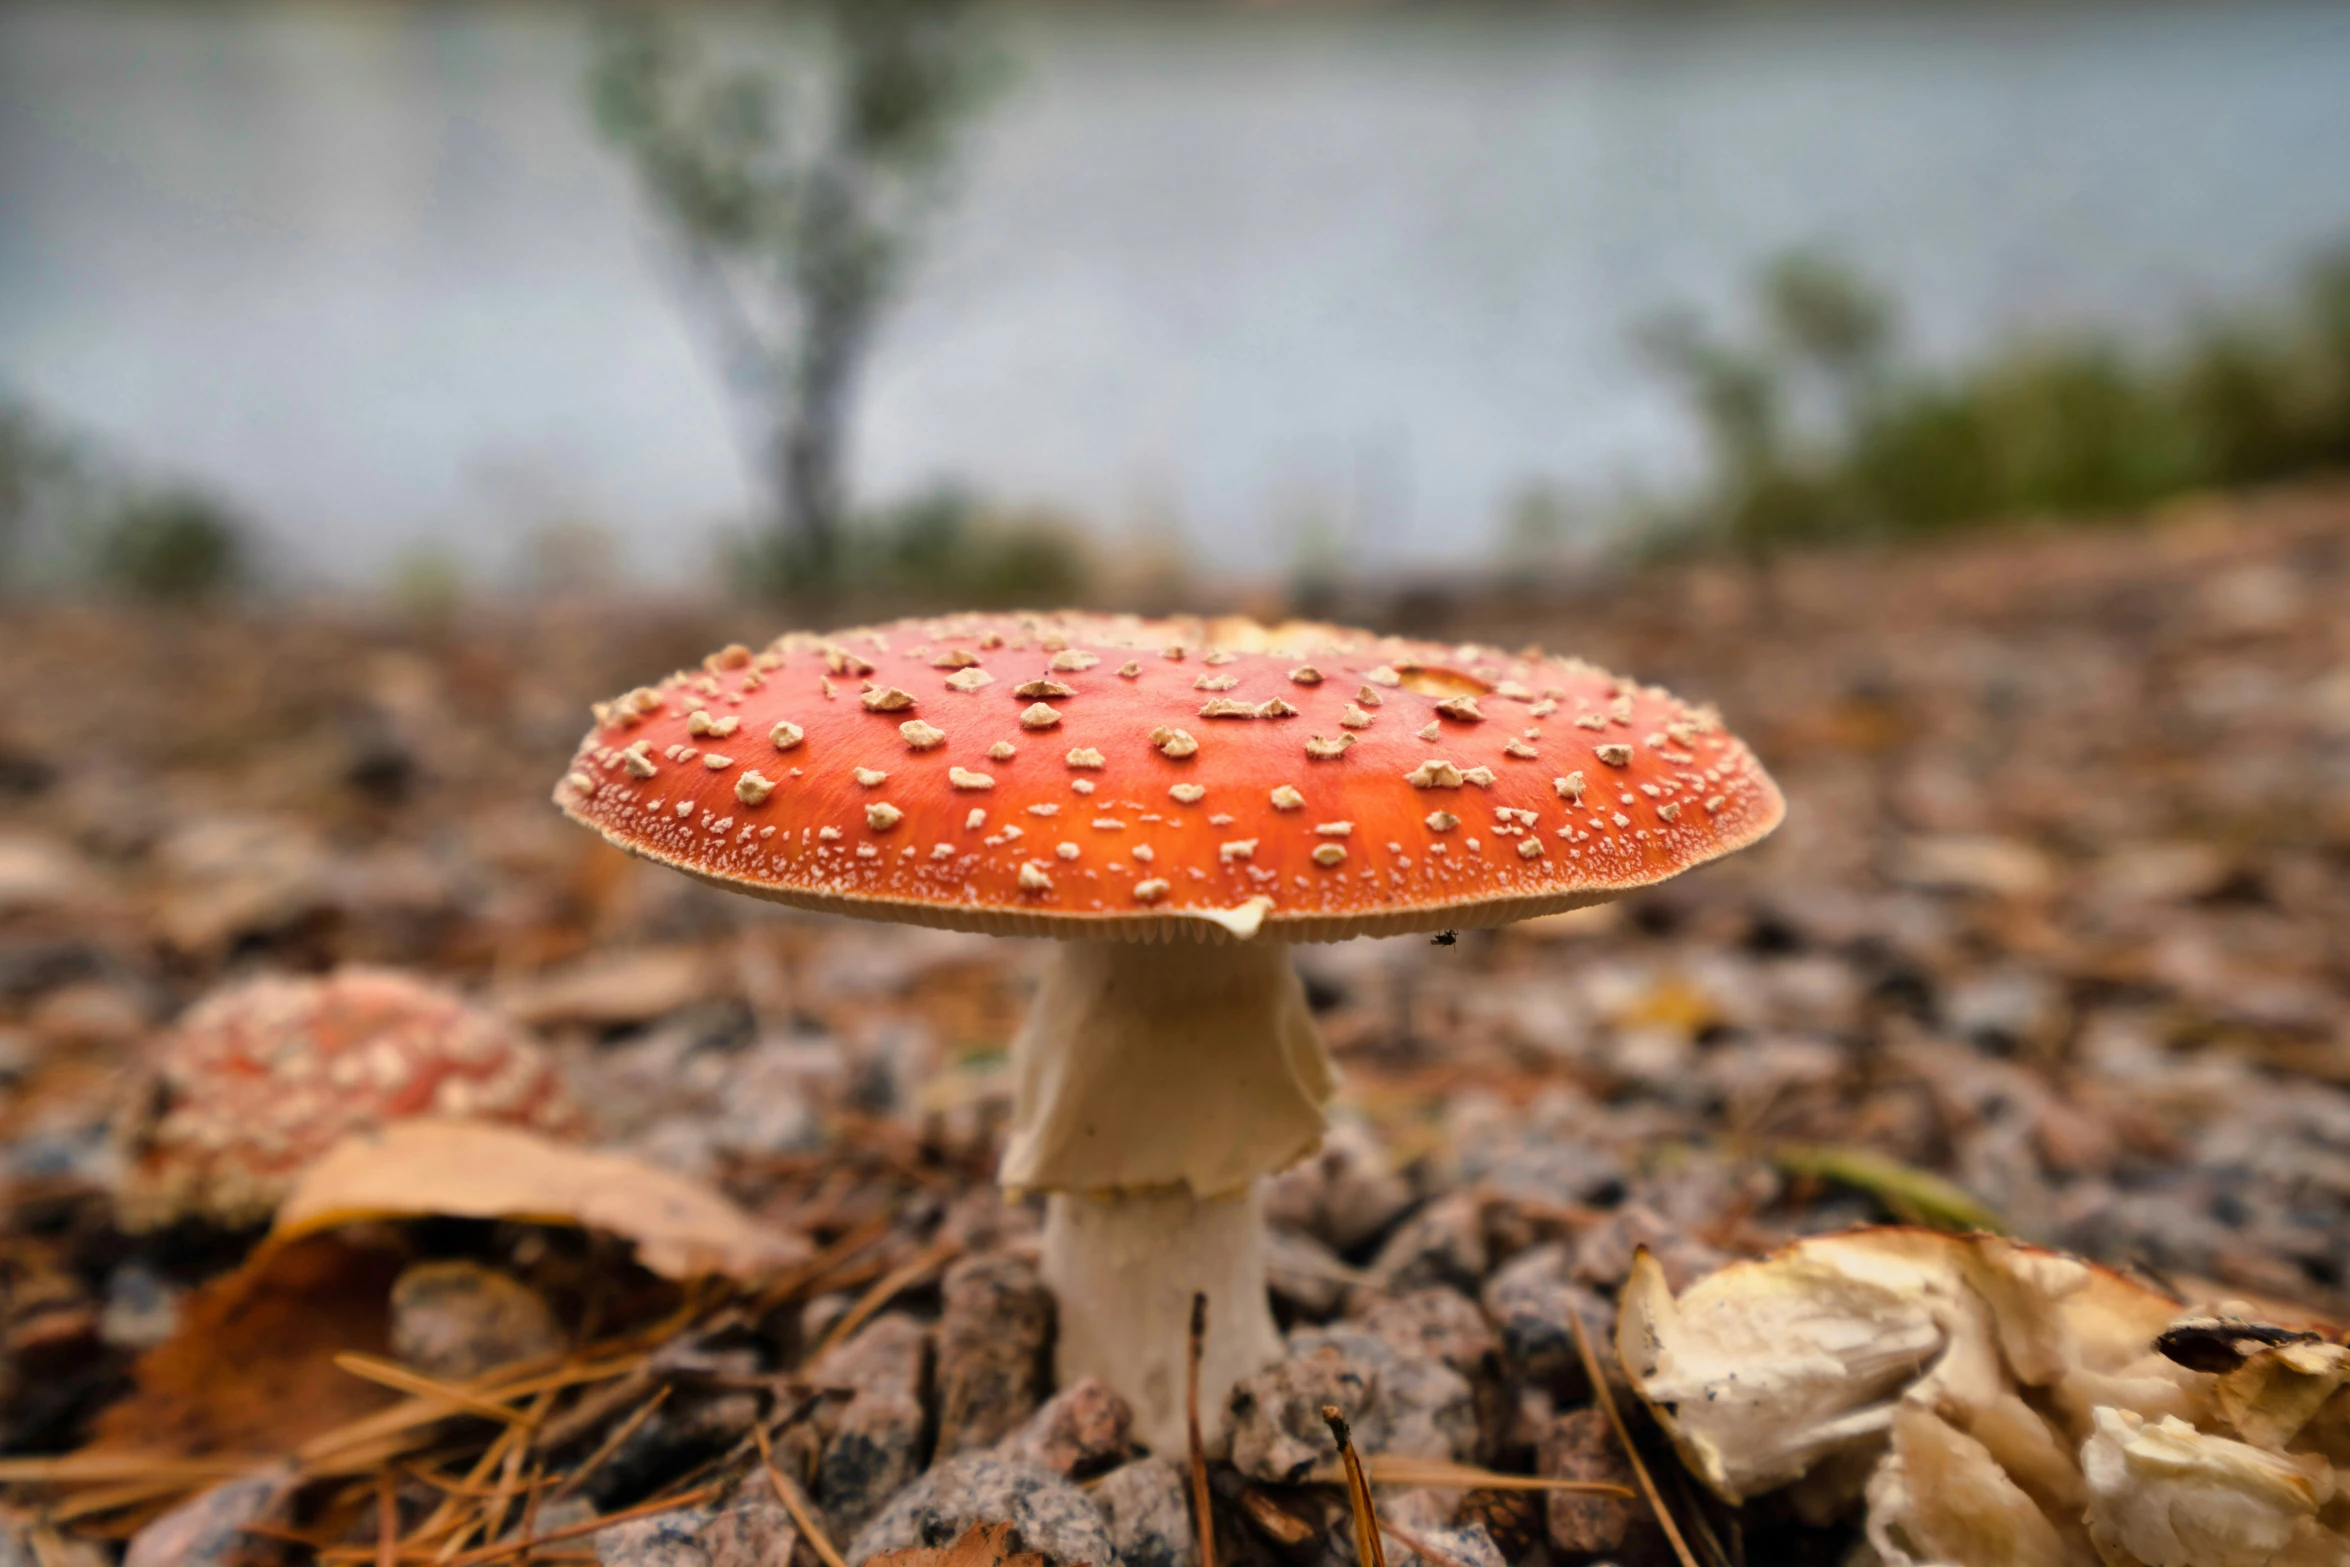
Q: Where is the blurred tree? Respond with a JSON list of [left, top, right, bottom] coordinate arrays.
[[1763, 251, 1894, 409], [96, 489, 247, 603], [590, 0, 993, 594], [0, 397, 91, 589], [1643, 241, 2350, 556], [732, 483, 1087, 610]]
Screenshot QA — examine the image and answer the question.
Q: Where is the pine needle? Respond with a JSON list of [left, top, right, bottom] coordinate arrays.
[[378, 1468, 401, 1567], [438, 1482, 724, 1566], [1352, 1456, 1633, 1497], [546, 1385, 670, 1503], [814, 1236, 962, 1357], [1380, 1520, 1474, 1567], [1566, 1302, 1699, 1567], [754, 1418, 847, 1567], [1187, 1293, 1218, 1567], [334, 1355, 536, 1425]]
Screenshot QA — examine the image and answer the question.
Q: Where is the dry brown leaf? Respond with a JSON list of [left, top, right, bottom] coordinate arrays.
[[271, 1120, 808, 1281], [90, 1232, 403, 1458], [493, 946, 716, 1029], [865, 1521, 1055, 1567]]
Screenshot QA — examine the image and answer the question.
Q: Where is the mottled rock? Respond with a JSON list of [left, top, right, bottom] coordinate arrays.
[[1540, 1407, 1650, 1557], [1090, 1456, 1197, 1567], [1266, 1224, 1356, 1320], [808, 1313, 931, 1540], [595, 1494, 798, 1566], [998, 1377, 1132, 1477], [390, 1260, 564, 1382], [1455, 1487, 1544, 1562], [0, 1520, 104, 1567], [1383, 1520, 1505, 1567], [849, 1455, 1113, 1567], [935, 1253, 1053, 1454], [1571, 1203, 1727, 1295], [1350, 1287, 1497, 1380], [700, 1497, 799, 1566], [1353, 1286, 1507, 1461], [1365, 1193, 1487, 1294], [1227, 1327, 1474, 1484], [1262, 1121, 1417, 1252], [124, 1468, 294, 1567], [596, 1507, 709, 1567], [1480, 1244, 1611, 1403]]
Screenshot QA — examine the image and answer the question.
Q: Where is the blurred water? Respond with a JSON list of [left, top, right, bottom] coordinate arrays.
[[4, 0, 2350, 584]]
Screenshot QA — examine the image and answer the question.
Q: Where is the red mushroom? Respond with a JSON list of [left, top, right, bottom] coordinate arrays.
[[116, 968, 585, 1230], [554, 613, 1782, 1448]]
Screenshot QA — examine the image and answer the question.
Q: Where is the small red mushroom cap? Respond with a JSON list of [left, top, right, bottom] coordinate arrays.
[[116, 968, 585, 1230], [554, 614, 1784, 942]]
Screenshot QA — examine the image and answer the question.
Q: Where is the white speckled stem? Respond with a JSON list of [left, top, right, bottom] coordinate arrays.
[[1042, 1183, 1284, 1456]]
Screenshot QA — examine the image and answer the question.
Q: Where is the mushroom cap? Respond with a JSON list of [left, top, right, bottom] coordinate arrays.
[[553, 613, 1783, 942], [116, 967, 585, 1230]]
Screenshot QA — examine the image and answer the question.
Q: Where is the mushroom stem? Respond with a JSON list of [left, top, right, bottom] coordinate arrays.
[[1043, 1183, 1283, 1457], [1003, 937, 1338, 1451]]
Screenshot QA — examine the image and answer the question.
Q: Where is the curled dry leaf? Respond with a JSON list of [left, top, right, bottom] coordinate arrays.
[[271, 1120, 808, 1281], [91, 1232, 403, 1458], [1617, 1226, 2350, 1567]]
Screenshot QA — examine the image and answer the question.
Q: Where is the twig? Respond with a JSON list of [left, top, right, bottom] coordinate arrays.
[[753, 1419, 847, 1567], [1566, 1303, 1699, 1567], [1187, 1293, 1218, 1567], [1319, 1405, 1385, 1567]]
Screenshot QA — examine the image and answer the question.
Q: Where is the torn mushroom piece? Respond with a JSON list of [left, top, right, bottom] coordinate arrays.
[[1619, 1228, 2350, 1566], [115, 968, 585, 1231], [552, 612, 1782, 1452]]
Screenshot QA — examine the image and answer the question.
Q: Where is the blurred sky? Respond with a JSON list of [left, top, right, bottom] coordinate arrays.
[[5, 0, 2350, 586]]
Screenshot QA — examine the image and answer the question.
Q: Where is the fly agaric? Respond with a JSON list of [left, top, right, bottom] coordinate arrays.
[[554, 613, 1781, 1449], [117, 968, 584, 1230]]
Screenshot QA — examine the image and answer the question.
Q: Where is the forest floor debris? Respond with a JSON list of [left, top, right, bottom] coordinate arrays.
[[0, 487, 2345, 1562]]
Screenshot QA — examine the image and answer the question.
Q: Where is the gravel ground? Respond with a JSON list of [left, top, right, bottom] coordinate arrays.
[[0, 485, 2343, 1563]]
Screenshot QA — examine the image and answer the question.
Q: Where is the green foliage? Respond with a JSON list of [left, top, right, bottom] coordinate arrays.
[[1646, 245, 2350, 553], [0, 398, 94, 585], [734, 484, 1089, 610], [590, 1, 993, 587], [94, 489, 247, 603], [1, 392, 255, 600]]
